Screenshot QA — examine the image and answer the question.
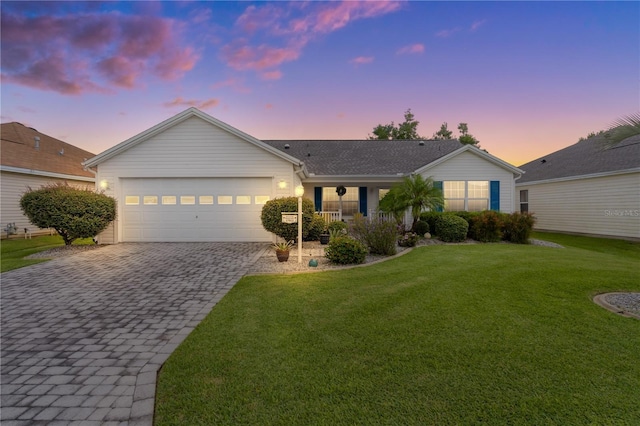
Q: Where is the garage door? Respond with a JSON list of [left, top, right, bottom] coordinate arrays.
[[121, 178, 273, 242]]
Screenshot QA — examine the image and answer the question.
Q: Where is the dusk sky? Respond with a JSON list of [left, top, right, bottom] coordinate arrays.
[[1, 1, 638, 166]]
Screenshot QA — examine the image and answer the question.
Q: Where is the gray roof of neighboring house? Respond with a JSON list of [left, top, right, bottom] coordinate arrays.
[[517, 134, 640, 184], [263, 139, 464, 176]]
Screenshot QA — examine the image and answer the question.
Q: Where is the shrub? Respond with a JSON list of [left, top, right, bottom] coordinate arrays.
[[261, 197, 316, 241], [472, 210, 504, 242], [20, 183, 116, 245], [420, 211, 442, 236], [503, 212, 536, 244], [414, 220, 430, 236], [305, 214, 326, 241], [327, 220, 348, 234], [435, 215, 469, 243], [351, 213, 397, 256], [325, 236, 367, 265], [398, 232, 419, 247]]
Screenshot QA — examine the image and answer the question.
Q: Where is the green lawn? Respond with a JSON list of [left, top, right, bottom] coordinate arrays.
[[157, 232, 640, 425], [1, 235, 94, 273]]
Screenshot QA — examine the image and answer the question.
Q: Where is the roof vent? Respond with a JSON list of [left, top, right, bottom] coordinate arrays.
[[418, 141, 424, 146], [284, 144, 290, 149], [541, 159, 546, 164], [34, 136, 40, 150]]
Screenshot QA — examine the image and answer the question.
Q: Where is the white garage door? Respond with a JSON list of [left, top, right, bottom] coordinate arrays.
[[121, 178, 273, 242]]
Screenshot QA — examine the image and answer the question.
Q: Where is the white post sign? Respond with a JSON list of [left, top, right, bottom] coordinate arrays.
[[281, 213, 298, 224]]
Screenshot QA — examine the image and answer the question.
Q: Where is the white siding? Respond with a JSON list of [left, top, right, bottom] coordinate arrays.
[[1, 171, 94, 237], [95, 116, 297, 243], [422, 151, 517, 213], [517, 172, 640, 239]]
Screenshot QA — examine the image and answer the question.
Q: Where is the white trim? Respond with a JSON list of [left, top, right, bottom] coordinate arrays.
[[0, 165, 95, 182], [83, 108, 305, 169], [302, 175, 405, 184], [515, 167, 640, 186], [415, 145, 524, 176]]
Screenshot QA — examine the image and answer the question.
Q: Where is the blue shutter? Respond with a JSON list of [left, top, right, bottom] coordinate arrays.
[[314, 187, 322, 212], [434, 181, 444, 212], [490, 181, 500, 211], [359, 187, 368, 216]]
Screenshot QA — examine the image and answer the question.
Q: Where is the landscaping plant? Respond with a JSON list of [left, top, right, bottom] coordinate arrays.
[[20, 183, 116, 245], [503, 212, 536, 244], [350, 213, 397, 256], [471, 210, 504, 242], [379, 175, 443, 230], [435, 214, 468, 242], [324, 236, 368, 265], [261, 197, 317, 242]]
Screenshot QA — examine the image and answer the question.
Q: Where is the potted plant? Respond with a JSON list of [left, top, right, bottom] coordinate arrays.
[[319, 224, 330, 245], [272, 240, 294, 262]]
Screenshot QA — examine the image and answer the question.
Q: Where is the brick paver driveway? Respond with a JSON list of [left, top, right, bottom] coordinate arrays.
[[1, 243, 267, 425]]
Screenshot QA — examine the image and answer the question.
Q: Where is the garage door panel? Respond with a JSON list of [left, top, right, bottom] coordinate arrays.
[[121, 178, 273, 242]]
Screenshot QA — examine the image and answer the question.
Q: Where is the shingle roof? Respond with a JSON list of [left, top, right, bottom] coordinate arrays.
[[517, 134, 640, 184], [263, 139, 464, 175], [1, 122, 95, 178]]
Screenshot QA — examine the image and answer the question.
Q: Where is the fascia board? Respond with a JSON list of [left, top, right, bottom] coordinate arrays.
[[414, 145, 524, 176], [515, 167, 640, 186], [302, 175, 405, 184], [1, 165, 95, 182]]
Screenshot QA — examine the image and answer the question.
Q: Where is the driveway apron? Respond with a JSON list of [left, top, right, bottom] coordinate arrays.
[[1, 242, 267, 425]]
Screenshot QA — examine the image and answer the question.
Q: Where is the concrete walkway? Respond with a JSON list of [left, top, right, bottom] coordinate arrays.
[[1, 243, 267, 425]]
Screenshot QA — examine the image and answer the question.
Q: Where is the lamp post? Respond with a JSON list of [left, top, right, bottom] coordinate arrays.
[[294, 185, 304, 263]]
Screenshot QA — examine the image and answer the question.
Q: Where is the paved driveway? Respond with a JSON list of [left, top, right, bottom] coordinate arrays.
[[1, 243, 267, 425]]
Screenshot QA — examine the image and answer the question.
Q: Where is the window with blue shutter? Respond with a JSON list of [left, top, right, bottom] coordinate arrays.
[[359, 187, 368, 216], [314, 187, 322, 212], [434, 181, 444, 212], [490, 181, 500, 211]]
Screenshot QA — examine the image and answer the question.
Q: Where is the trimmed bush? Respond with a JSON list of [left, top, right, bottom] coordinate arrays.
[[472, 210, 504, 242], [503, 212, 536, 244], [414, 220, 430, 236], [261, 197, 316, 241], [420, 211, 442, 236], [327, 220, 348, 234], [351, 214, 397, 256], [305, 214, 326, 241], [325, 236, 368, 265], [20, 183, 116, 245], [435, 215, 469, 243]]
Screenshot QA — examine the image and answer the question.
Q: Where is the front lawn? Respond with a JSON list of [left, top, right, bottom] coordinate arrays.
[[0, 235, 94, 273], [156, 233, 640, 425]]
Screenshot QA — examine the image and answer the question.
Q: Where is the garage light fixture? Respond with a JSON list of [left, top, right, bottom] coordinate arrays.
[[278, 180, 288, 189], [99, 180, 110, 190]]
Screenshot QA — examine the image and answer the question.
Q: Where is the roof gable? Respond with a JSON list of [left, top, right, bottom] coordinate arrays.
[[83, 108, 303, 168], [1, 122, 95, 178], [518, 134, 640, 184], [416, 144, 523, 176]]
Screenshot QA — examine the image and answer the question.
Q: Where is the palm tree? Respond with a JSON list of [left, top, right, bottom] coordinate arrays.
[[380, 175, 444, 230], [604, 112, 640, 147]]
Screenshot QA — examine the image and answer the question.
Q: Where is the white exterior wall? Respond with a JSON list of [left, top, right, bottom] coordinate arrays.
[[517, 172, 640, 239], [1, 171, 94, 237], [95, 116, 297, 243], [422, 151, 517, 213]]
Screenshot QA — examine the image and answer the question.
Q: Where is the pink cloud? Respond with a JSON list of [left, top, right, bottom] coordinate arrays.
[[0, 10, 199, 95], [265, 103, 274, 110], [211, 77, 251, 94], [436, 27, 461, 38], [221, 43, 300, 71], [260, 70, 283, 80], [163, 97, 220, 110], [350, 56, 374, 65], [397, 43, 425, 55], [470, 19, 487, 31]]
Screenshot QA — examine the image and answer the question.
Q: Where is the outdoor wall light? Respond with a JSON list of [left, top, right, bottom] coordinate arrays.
[[278, 180, 288, 189], [99, 180, 110, 190]]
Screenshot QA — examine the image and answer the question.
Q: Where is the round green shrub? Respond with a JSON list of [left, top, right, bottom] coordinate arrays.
[[20, 183, 116, 245], [414, 220, 430, 235], [327, 220, 348, 234], [260, 197, 315, 241], [435, 215, 469, 243], [325, 236, 367, 265], [420, 211, 442, 236], [305, 214, 326, 241], [471, 210, 504, 242]]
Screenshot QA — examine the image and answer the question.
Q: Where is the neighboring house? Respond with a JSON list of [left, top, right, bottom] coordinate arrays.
[[1, 122, 95, 238], [83, 108, 523, 243], [516, 135, 640, 240]]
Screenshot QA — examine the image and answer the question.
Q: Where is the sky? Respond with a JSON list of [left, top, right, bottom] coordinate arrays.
[[1, 1, 638, 166]]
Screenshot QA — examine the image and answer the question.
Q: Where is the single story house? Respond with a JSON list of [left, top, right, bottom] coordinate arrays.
[[1, 122, 95, 238], [516, 134, 640, 240], [83, 108, 523, 243]]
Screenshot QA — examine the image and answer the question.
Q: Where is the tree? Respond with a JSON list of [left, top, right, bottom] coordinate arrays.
[[20, 183, 116, 245], [369, 108, 423, 140], [457, 122, 480, 146], [604, 112, 640, 147], [260, 197, 319, 242], [433, 122, 453, 140], [379, 175, 444, 230]]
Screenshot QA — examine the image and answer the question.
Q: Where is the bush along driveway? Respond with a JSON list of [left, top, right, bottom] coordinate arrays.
[[0, 242, 266, 425]]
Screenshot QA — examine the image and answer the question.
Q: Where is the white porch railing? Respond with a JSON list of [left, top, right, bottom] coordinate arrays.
[[318, 211, 341, 223]]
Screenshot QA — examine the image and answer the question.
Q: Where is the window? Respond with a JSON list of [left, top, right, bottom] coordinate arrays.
[[379, 189, 389, 200], [199, 195, 214, 205], [322, 187, 359, 215], [125, 196, 139, 205], [180, 196, 196, 205], [443, 181, 489, 212], [236, 195, 251, 205], [162, 196, 177, 205], [520, 190, 529, 213], [143, 196, 158, 205], [255, 195, 270, 205], [217, 195, 232, 205]]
